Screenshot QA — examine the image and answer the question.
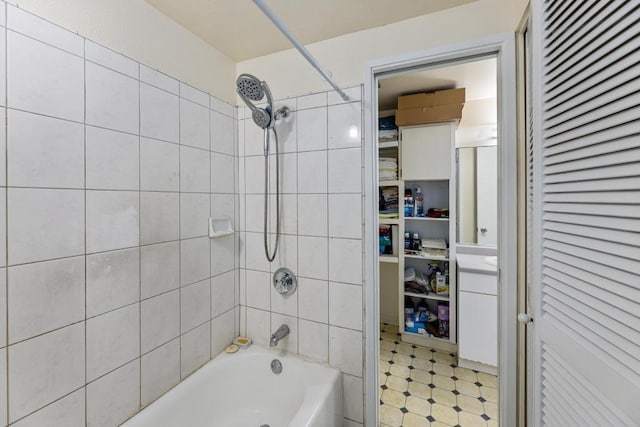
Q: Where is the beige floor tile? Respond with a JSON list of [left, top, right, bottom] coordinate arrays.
[[457, 379, 481, 398], [487, 419, 499, 427], [380, 361, 391, 373], [484, 401, 498, 419], [430, 403, 459, 426], [432, 352, 455, 365], [432, 361, 454, 377], [431, 387, 457, 407], [386, 375, 409, 392], [381, 388, 406, 409], [458, 411, 488, 427], [408, 381, 432, 400], [396, 342, 414, 355], [432, 374, 456, 391], [480, 386, 497, 402], [381, 349, 395, 361], [380, 404, 403, 427], [393, 352, 413, 366], [379, 371, 388, 385], [430, 422, 454, 427], [390, 363, 410, 378], [410, 368, 431, 385], [403, 412, 430, 427], [478, 372, 498, 388], [413, 347, 433, 359], [454, 366, 478, 383], [457, 394, 484, 415], [381, 340, 396, 351], [412, 357, 431, 371], [405, 395, 431, 416]]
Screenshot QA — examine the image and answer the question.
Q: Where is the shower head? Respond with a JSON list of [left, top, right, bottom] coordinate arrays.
[[236, 73, 274, 129]]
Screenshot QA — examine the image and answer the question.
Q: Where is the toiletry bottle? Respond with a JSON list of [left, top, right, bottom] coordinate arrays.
[[412, 232, 420, 251], [404, 189, 414, 217], [414, 187, 424, 217], [404, 232, 410, 251]]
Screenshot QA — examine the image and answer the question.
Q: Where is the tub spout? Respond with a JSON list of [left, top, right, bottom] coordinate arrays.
[[270, 324, 290, 347]]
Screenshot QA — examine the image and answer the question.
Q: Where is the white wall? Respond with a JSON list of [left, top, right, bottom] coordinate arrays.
[[237, 0, 528, 99], [7, 0, 237, 103]]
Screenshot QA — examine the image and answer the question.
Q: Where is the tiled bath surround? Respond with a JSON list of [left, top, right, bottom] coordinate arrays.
[[238, 87, 366, 425], [0, 3, 239, 426]]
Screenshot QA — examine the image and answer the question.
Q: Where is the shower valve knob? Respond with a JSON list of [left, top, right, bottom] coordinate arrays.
[[273, 267, 297, 296]]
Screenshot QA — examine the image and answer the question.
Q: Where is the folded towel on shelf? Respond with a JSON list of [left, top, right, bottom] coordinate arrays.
[[379, 157, 398, 181]]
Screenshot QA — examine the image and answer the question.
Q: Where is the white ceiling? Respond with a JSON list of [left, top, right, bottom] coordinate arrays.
[[145, 0, 476, 62]]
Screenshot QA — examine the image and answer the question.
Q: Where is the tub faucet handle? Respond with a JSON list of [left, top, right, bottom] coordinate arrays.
[[270, 324, 290, 347]]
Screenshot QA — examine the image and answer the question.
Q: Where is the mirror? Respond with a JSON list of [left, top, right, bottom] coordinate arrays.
[[457, 145, 497, 246]]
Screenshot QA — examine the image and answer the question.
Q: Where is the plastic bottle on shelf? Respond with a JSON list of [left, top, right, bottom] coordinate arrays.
[[414, 187, 424, 217], [412, 232, 420, 251], [404, 189, 414, 217], [404, 232, 410, 250]]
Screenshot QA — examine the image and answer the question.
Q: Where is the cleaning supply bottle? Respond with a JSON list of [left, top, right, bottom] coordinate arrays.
[[414, 187, 424, 217], [404, 189, 414, 217]]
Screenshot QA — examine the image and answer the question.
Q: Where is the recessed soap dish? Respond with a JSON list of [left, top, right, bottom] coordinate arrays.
[[209, 217, 234, 238]]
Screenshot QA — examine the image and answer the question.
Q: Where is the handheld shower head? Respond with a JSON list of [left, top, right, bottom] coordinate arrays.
[[236, 74, 274, 129]]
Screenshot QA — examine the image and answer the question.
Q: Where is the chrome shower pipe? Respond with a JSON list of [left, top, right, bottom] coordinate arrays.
[[251, 0, 350, 102]]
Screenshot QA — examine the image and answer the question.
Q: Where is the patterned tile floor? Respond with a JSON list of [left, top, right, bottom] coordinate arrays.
[[379, 324, 499, 427]]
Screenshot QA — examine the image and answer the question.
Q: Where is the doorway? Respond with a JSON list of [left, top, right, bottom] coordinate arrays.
[[363, 34, 518, 426]]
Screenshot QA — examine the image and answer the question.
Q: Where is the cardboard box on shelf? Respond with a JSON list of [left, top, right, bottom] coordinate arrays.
[[397, 88, 466, 109], [395, 103, 463, 126]]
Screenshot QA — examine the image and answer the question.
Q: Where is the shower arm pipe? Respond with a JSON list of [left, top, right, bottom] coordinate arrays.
[[252, 0, 350, 102]]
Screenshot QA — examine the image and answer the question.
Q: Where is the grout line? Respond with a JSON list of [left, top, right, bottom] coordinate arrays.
[[82, 36, 88, 427], [3, 5, 8, 425], [137, 60, 143, 410]]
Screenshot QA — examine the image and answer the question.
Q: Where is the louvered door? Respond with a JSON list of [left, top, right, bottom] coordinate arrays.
[[532, 0, 640, 425]]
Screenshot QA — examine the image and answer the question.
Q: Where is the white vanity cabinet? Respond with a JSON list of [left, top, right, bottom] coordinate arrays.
[[457, 255, 498, 374]]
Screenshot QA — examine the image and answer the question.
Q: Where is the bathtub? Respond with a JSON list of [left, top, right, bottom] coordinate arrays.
[[122, 345, 343, 427]]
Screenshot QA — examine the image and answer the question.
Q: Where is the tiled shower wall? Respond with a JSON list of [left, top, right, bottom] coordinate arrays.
[[238, 86, 366, 426], [0, 3, 239, 426]]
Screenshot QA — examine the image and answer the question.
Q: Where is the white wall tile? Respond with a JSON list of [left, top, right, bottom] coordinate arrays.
[[180, 193, 209, 239], [298, 236, 328, 280], [8, 109, 84, 188], [298, 194, 328, 237], [86, 304, 140, 381], [243, 194, 262, 232], [329, 238, 363, 285], [141, 290, 179, 354], [7, 5, 83, 56], [269, 153, 297, 194], [211, 233, 234, 276], [211, 194, 235, 228], [0, 109, 6, 184], [269, 193, 297, 236], [328, 148, 362, 193], [209, 95, 234, 117], [244, 155, 265, 194], [297, 92, 327, 110], [0, 273, 5, 348], [8, 323, 84, 422], [86, 191, 139, 253], [86, 126, 139, 191], [271, 233, 297, 274], [180, 237, 210, 286], [244, 232, 270, 272], [211, 111, 234, 155], [0, 190, 6, 269], [8, 256, 84, 344], [180, 146, 210, 193], [140, 137, 179, 192], [141, 339, 180, 406], [328, 103, 361, 149], [87, 248, 139, 317], [271, 313, 297, 353], [181, 279, 210, 333], [328, 87, 362, 105], [181, 322, 210, 378], [329, 194, 362, 239], [180, 98, 209, 150], [8, 188, 84, 265], [298, 277, 328, 324], [244, 119, 264, 156], [211, 270, 235, 318], [85, 40, 138, 78], [329, 326, 362, 377], [245, 269, 270, 311], [343, 374, 364, 423], [8, 31, 83, 122], [140, 83, 179, 143], [11, 389, 84, 427], [140, 242, 180, 299], [86, 62, 139, 136], [298, 319, 328, 362], [0, 351, 5, 425], [270, 277, 297, 318], [329, 282, 363, 330], [0, 29, 6, 107], [211, 308, 235, 356], [245, 307, 270, 347], [211, 152, 234, 194], [180, 82, 208, 107], [297, 107, 327, 152], [276, 113, 297, 154], [298, 151, 327, 193], [140, 192, 179, 245], [140, 65, 178, 95], [86, 360, 139, 427]]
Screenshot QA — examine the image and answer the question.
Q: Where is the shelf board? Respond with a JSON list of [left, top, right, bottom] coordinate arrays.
[[379, 255, 399, 264], [379, 180, 401, 187], [405, 217, 449, 222], [402, 330, 451, 343], [405, 254, 450, 261], [378, 140, 399, 148], [379, 218, 399, 225], [404, 291, 450, 301]]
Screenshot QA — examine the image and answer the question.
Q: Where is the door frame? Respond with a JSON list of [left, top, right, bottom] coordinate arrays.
[[363, 33, 518, 426]]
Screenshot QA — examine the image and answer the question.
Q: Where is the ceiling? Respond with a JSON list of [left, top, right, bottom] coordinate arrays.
[[145, 0, 476, 62]]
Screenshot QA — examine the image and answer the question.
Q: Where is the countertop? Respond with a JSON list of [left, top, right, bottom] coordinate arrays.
[[457, 253, 498, 275]]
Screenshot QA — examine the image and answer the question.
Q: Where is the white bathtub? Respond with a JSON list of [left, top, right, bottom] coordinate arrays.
[[122, 345, 343, 427]]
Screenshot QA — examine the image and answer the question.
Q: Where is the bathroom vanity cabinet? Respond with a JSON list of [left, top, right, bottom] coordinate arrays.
[[378, 122, 458, 352]]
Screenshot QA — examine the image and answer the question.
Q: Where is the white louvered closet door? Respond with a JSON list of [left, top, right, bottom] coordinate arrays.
[[532, 0, 640, 425]]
